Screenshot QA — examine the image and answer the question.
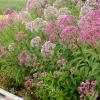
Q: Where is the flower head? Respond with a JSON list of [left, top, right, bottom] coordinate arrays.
[[79, 80, 98, 99], [57, 15, 77, 29], [17, 50, 30, 63], [31, 36, 41, 47], [41, 41, 56, 58], [57, 59, 65, 66], [60, 26, 78, 44], [45, 21, 58, 35], [78, 9, 100, 47]]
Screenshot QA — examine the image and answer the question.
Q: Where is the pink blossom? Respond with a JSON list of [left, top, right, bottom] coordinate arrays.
[[41, 72, 47, 78], [60, 26, 78, 44], [78, 9, 100, 47], [49, 33, 56, 43], [24, 77, 32, 88], [26, 0, 37, 12], [33, 72, 38, 79], [44, 6, 58, 20], [53, 71, 61, 77], [41, 41, 56, 58], [57, 15, 77, 29], [17, 50, 30, 63], [45, 21, 58, 35], [31, 36, 41, 47], [7, 12, 22, 25], [57, 59, 65, 66]]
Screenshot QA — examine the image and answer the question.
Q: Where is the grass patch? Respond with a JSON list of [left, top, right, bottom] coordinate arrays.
[[0, 0, 27, 14]]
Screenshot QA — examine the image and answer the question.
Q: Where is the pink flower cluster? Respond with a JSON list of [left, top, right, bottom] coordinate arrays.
[[44, 6, 58, 20], [78, 9, 100, 47], [24, 77, 32, 88], [49, 33, 56, 43], [0, 20, 7, 31], [60, 26, 78, 44], [7, 12, 22, 25], [41, 41, 56, 58], [79, 80, 98, 100], [26, 0, 37, 12], [57, 58, 65, 66], [56, 15, 77, 29], [17, 50, 30, 63], [45, 21, 58, 35]]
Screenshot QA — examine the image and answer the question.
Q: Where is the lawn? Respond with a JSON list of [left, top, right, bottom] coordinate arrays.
[[0, 0, 27, 14]]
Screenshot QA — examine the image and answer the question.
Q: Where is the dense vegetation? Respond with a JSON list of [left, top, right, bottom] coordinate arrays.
[[0, 0, 100, 100]]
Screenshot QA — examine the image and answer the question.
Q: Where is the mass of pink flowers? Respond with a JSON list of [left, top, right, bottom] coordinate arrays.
[[78, 9, 100, 47], [79, 80, 98, 100]]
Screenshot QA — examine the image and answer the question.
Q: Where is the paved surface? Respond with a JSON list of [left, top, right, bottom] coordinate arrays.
[[0, 89, 23, 100]]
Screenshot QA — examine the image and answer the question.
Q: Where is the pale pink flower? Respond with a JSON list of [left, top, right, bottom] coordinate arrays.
[[41, 41, 56, 58], [53, 71, 61, 77], [17, 50, 30, 63], [26, 0, 37, 12], [57, 15, 77, 29], [59, 7, 71, 15], [41, 72, 47, 78], [25, 21, 33, 32], [24, 77, 32, 88], [35, 18, 47, 32], [31, 36, 41, 47], [57, 59, 65, 66], [32, 18, 43, 32], [33, 72, 38, 79], [19, 11, 32, 23], [25, 18, 47, 32], [44, 6, 58, 20], [7, 12, 22, 25], [80, 5, 93, 18]]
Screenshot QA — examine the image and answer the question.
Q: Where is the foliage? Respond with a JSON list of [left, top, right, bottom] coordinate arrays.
[[0, 0, 100, 100]]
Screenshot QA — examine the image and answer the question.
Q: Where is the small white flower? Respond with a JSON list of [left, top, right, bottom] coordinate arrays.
[[8, 43, 15, 51]]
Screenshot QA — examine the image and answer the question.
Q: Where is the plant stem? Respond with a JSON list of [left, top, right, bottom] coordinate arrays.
[[75, 40, 85, 59]]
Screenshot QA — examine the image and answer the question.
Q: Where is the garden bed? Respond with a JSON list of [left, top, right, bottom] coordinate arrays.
[[0, 0, 100, 100]]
